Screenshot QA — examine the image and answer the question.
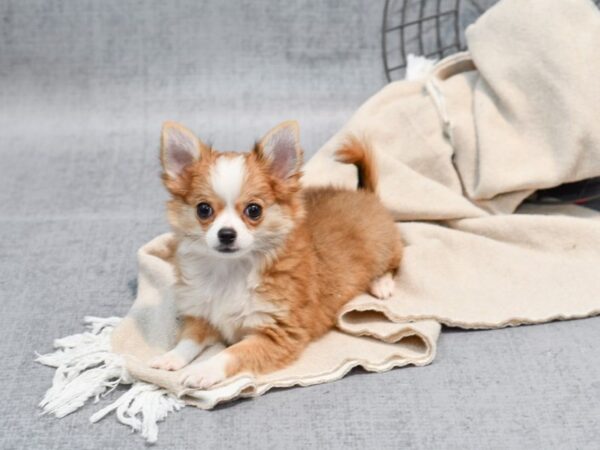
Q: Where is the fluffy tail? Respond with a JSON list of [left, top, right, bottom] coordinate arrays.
[[334, 135, 378, 193]]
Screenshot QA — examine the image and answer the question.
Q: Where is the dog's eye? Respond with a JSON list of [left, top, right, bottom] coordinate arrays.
[[196, 202, 213, 219], [244, 203, 262, 220]]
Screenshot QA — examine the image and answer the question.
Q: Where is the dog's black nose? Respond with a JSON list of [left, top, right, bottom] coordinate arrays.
[[217, 227, 237, 245]]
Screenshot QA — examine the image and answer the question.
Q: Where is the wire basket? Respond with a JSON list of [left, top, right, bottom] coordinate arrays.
[[382, 0, 600, 207], [383, 0, 463, 82], [383, 0, 600, 81]]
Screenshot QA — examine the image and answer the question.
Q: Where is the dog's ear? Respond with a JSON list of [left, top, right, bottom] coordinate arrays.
[[160, 121, 209, 178], [255, 121, 303, 179]]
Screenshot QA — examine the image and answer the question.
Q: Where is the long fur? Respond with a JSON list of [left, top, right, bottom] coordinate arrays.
[[150, 121, 403, 389], [334, 135, 378, 193]]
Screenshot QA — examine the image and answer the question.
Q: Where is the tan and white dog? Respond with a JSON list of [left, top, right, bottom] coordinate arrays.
[[150, 121, 402, 389]]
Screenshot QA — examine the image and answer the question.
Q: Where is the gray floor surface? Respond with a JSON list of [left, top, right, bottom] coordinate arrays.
[[1, 1, 599, 449]]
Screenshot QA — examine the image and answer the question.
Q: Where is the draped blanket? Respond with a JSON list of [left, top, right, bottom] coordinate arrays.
[[112, 0, 600, 408]]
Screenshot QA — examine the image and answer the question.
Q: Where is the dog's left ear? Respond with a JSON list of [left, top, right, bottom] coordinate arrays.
[[255, 121, 303, 179]]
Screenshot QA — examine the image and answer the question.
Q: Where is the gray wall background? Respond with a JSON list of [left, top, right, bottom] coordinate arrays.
[[0, 0, 384, 221], [1, 0, 384, 152], [1, 1, 599, 449]]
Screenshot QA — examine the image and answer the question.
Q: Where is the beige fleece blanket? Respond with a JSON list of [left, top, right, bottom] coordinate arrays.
[[111, 0, 600, 408]]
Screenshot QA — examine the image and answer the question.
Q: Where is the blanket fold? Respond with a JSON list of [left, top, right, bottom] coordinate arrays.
[[42, 0, 600, 421], [113, 232, 442, 409]]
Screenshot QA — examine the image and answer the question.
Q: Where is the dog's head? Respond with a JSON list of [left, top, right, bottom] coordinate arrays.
[[160, 121, 304, 259]]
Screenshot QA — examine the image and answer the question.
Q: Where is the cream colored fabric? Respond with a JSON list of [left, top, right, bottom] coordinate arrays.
[[111, 0, 600, 408]]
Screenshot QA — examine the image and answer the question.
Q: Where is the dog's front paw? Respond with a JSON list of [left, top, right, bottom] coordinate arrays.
[[149, 351, 189, 371], [369, 273, 395, 299], [179, 353, 230, 389]]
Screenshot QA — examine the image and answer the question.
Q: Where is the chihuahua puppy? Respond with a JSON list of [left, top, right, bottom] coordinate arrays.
[[150, 120, 402, 389]]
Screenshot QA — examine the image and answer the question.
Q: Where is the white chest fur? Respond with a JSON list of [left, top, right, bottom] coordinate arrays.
[[174, 240, 278, 344]]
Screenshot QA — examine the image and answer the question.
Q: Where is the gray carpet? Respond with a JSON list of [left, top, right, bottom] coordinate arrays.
[[1, 1, 599, 448]]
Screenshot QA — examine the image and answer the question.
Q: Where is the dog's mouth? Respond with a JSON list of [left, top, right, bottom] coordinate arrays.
[[216, 245, 239, 254]]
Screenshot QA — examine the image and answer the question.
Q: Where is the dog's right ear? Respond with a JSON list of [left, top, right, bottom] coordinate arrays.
[[160, 121, 208, 179]]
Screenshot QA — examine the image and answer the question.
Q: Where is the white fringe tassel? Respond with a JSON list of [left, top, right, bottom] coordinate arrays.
[[36, 316, 185, 443]]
